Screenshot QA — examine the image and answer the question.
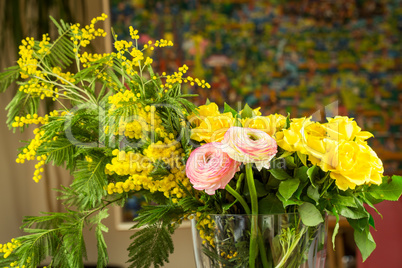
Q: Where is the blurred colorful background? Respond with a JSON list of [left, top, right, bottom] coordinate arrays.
[[110, 0, 402, 177]]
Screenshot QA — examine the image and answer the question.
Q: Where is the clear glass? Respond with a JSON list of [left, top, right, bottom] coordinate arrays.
[[192, 214, 327, 268]]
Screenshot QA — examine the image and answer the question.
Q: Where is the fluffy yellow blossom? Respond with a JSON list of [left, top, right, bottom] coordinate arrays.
[[70, 13, 107, 48], [17, 37, 38, 79], [0, 238, 20, 259]]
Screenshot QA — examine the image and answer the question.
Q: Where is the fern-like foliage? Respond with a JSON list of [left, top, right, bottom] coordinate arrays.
[[5, 90, 40, 130], [0, 65, 20, 93], [127, 223, 175, 268], [71, 157, 109, 209], [134, 204, 184, 228], [42, 17, 75, 69], [89, 209, 110, 268], [3, 208, 112, 268], [37, 137, 77, 171]]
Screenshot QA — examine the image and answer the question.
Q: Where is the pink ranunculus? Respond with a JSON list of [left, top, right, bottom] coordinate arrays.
[[186, 142, 240, 195], [222, 127, 278, 171]]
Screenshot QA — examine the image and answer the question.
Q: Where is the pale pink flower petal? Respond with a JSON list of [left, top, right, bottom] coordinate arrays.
[[186, 142, 240, 195], [222, 127, 278, 171]]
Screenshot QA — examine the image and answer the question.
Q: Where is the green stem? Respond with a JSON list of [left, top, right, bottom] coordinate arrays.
[[274, 226, 308, 268], [246, 163, 258, 268], [225, 184, 251, 214], [257, 234, 270, 268]]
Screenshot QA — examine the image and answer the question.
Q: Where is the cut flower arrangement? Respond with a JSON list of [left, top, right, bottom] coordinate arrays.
[[0, 15, 401, 268]]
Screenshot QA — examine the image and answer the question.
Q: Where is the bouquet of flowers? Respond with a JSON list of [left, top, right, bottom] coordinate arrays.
[[0, 15, 401, 268]]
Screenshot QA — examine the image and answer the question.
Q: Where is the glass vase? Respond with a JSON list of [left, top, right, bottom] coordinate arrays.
[[191, 214, 327, 268]]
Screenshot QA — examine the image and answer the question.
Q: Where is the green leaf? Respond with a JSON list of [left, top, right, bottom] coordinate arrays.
[[307, 185, 320, 204], [368, 214, 375, 229], [331, 195, 357, 208], [337, 205, 369, 220], [284, 156, 297, 169], [254, 179, 269, 197], [293, 166, 309, 199], [298, 202, 324, 226], [223, 102, 238, 117], [331, 208, 340, 250], [285, 113, 291, 129], [276, 193, 303, 207], [277, 151, 293, 159], [127, 224, 174, 268], [361, 195, 382, 217], [347, 218, 369, 232], [258, 194, 285, 214], [296, 151, 307, 166], [269, 169, 293, 181], [354, 227, 376, 261], [294, 166, 309, 182], [367, 175, 402, 201], [279, 179, 300, 200], [241, 103, 253, 119], [307, 165, 319, 187]]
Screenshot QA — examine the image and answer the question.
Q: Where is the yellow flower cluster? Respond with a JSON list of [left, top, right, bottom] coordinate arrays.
[[220, 250, 238, 260], [1, 240, 48, 268], [79, 52, 113, 68], [106, 139, 190, 203], [107, 91, 166, 140], [16, 128, 47, 183], [12, 111, 64, 183], [143, 39, 174, 51], [0, 239, 20, 259], [18, 77, 57, 100], [52, 67, 76, 85], [276, 116, 382, 190], [106, 95, 190, 201], [188, 102, 283, 143], [108, 90, 138, 112], [106, 150, 152, 176], [17, 37, 38, 79], [114, 40, 133, 51], [113, 43, 143, 76], [38, 33, 51, 55], [11, 114, 48, 128], [70, 13, 107, 50], [196, 214, 215, 247], [129, 26, 139, 40]]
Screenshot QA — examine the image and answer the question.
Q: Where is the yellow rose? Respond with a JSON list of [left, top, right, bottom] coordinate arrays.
[[188, 103, 221, 127], [190, 112, 235, 143], [242, 114, 286, 136], [319, 140, 383, 191], [325, 116, 373, 142], [276, 117, 312, 153], [301, 122, 328, 165]]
